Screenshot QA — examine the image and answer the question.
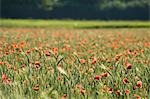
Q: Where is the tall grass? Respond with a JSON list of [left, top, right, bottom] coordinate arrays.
[[0, 28, 150, 98]]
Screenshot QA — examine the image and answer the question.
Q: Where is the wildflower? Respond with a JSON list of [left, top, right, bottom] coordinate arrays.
[[116, 90, 122, 96], [26, 50, 31, 54], [80, 59, 86, 64], [20, 41, 26, 47], [14, 66, 18, 71], [2, 74, 12, 85], [22, 64, 26, 68], [123, 78, 129, 84], [136, 81, 142, 88], [88, 50, 93, 53], [34, 61, 41, 69], [34, 61, 40, 66], [114, 53, 122, 61], [94, 75, 102, 80], [52, 47, 58, 55], [108, 88, 113, 94], [2, 74, 8, 81], [0, 61, 4, 65], [5, 52, 9, 55], [33, 84, 39, 91], [45, 50, 50, 56], [141, 49, 144, 53], [61, 94, 67, 99], [114, 57, 119, 61], [101, 73, 109, 77], [127, 49, 132, 54], [133, 85, 138, 90], [92, 58, 97, 64], [132, 51, 138, 56], [125, 89, 130, 95], [80, 89, 86, 95], [39, 47, 43, 50], [134, 94, 141, 99], [126, 63, 132, 69], [57, 76, 62, 81]]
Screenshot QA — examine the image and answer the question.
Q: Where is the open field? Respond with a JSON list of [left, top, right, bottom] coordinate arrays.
[[0, 27, 150, 99], [0, 19, 150, 28]]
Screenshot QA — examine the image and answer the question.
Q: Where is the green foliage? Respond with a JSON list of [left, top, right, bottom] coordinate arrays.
[[2, 0, 149, 10], [1, 0, 40, 6], [41, 0, 60, 10], [98, 0, 150, 9], [41, 0, 150, 10]]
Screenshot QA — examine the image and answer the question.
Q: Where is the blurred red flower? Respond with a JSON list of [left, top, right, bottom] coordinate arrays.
[[125, 89, 130, 95], [116, 90, 122, 96], [33, 84, 40, 91], [2, 74, 12, 85], [45, 50, 51, 56], [92, 58, 97, 64], [80, 59, 86, 64], [126, 63, 132, 69], [101, 73, 109, 77], [134, 94, 141, 99], [123, 78, 129, 84], [34, 61, 40, 66], [136, 81, 142, 88], [94, 75, 102, 80]]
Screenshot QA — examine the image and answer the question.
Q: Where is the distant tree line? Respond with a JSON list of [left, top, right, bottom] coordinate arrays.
[[1, 0, 150, 20]]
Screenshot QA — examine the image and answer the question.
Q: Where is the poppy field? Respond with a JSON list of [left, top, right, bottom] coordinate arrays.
[[0, 27, 150, 99]]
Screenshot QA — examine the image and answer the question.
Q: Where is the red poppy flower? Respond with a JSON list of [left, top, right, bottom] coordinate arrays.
[[26, 50, 31, 54], [61, 94, 67, 99], [0, 61, 4, 65], [92, 58, 97, 64], [52, 47, 58, 55], [2, 74, 12, 85], [116, 90, 122, 96], [134, 94, 141, 99], [88, 50, 93, 53], [94, 75, 102, 80], [125, 89, 130, 95], [45, 50, 51, 56], [108, 88, 113, 94], [33, 84, 40, 91], [136, 81, 142, 88], [2, 74, 8, 81], [34, 61, 40, 66], [126, 63, 132, 69], [101, 73, 109, 77], [80, 89, 86, 95], [80, 59, 86, 64], [123, 78, 129, 84]]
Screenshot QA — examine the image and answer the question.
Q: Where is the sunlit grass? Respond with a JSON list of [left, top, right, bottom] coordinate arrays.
[[0, 19, 150, 28]]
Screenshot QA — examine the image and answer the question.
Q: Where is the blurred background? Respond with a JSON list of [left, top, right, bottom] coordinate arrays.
[[1, 0, 150, 20]]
